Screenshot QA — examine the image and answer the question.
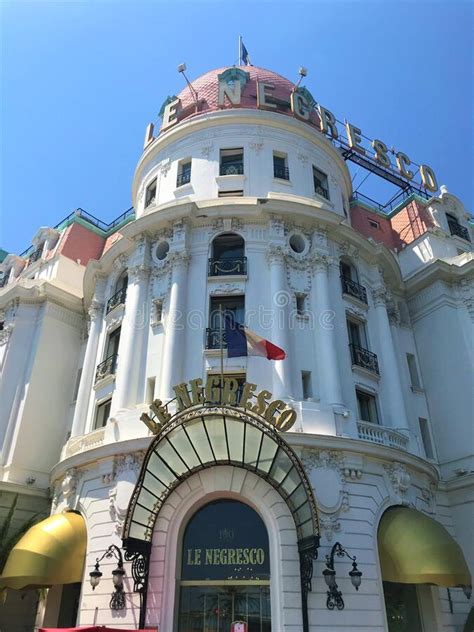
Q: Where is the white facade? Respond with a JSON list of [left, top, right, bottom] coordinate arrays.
[[0, 64, 472, 632]]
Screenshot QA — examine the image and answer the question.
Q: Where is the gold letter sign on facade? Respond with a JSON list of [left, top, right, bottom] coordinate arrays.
[[140, 377, 297, 435]]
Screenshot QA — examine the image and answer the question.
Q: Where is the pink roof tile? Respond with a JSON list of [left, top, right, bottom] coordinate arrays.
[[166, 65, 320, 130]]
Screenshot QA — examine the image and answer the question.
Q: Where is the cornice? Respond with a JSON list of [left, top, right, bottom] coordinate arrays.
[[0, 278, 83, 314], [404, 257, 474, 296], [50, 430, 439, 486], [132, 108, 353, 203]]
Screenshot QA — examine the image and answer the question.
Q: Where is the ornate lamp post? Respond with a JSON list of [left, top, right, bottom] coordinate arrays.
[[89, 544, 126, 610], [322, 542, 362, 610]]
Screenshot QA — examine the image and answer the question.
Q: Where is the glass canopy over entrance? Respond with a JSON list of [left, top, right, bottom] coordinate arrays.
[[122, 403, 320, 632]]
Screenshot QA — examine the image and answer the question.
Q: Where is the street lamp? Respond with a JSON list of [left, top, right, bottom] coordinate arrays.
[[89, 544, 126, 610], [323, 542, 362, 610]]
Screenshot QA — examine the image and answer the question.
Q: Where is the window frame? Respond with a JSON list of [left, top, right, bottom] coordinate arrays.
[[94, 397, 112, 430], [219, 148, 244, 176], [273, 151, 290, 180], [312, 165, 330, 200], [176, 159, 192, 187], [356, 388, 380, 424], [145, 178, 157, 208]]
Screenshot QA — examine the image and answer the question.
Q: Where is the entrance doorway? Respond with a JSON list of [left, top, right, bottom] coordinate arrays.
[[178, 585, 271, 631], [177, 500, 271, 632], [383, 582, 423, 632]]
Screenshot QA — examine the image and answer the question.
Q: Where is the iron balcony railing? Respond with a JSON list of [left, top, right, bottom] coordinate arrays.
[[106, 286, 127, 314], [274, 165, 290, 180], [340, 275, 368, 304], [176, 171, 191, 187], [206, 328, 227, 350], [314, 183, 329, 200], [27, 247, 43, 267], [448, 220, 471, 242], [220, 162, 244, 176], [208, 256, 247, 277], [0, 275, 9, 288], [349, 343, 380, 375], [95, 353, 118, 383]]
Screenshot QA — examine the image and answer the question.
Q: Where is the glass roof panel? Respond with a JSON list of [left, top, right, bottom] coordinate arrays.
[[280, 466, 301, 497], [243, 424, 262, 467], [268, 449, 293, 484], [185, 418, 214, 463], [142, 470, 168, 498], [206, 415, 228, 461], [256, 435, 278, 474], [156, 437, 189, 477], [225, 417, 245, 462], [166, 426, 201, 470], [148, 451, 176, 488]]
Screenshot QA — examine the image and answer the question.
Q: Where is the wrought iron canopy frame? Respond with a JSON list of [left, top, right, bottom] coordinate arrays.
[[122, 403, 320, 632]]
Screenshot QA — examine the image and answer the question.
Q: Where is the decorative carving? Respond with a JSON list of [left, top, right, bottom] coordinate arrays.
[[457, 279, 474, 320], [88, 300, 104, 322], [0, 322, 14, 346], [297, 153, 309, 166], [372, 284, 389, 307], [320, 516, 341, 542], [384, 462, 411, 501], [345, 305, 366, 321], [160, 159, 171, 177], [309, 252, 332, 272], [250, 141, 264, 155], [209, 283, 242, 295], [201, 142, 214, 159], [61, 469, 77, 507], [128, 265, 151, 283], [269, 216, 285, 237], [338, 241, 359, 260], [266, 244, 285, 265]]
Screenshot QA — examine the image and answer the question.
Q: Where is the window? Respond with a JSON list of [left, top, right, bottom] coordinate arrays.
[[207, 295, 245, 349], [313, 166, 329, 199], [0, 270, 10, 288], [302, 371, 312, 400], [356, 389, 379, 424], [406, 353, 422, 390], [296, 294, 307, 316], [273, 152, 289, 180], [340, 259, 356, 282], [418, 417, 435, 459], [368, 218, 380, 229], [218, 189, 244, 197], [220, 148, 244, 175], [446, 212, 470, 241], [105, 327, 121, 359], [151, 298, 163, 325], [145, 178, 157, 208], [107, 270, 128, 313], [94, 398, 111, 429], [177, 160, 191, 187], [347, 317, 367, 349], [95, 327, 121, 382], [209, 233, 246, 276]]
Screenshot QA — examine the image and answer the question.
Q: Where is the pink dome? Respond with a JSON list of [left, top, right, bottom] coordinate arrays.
[[169, 65, 320, 128]]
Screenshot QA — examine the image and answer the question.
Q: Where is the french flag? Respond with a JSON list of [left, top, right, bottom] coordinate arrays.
[[224, 316, 286, 360]]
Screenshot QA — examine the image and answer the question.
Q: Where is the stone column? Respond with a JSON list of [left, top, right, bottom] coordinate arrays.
[[70, 300, 104, 437], [112, 265, 151, 411], [310, 254, 344, 408], [268, 246, 292, 399], [160, 253, 189, 400], [372, 285, 410, 432]]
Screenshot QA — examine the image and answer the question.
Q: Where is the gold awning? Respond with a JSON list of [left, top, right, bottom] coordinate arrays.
[[378, 507, 471, 588], [0, 511, 86, 590]]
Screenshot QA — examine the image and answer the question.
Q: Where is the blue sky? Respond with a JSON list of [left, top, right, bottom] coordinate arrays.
[[1, 0, 472, 254]]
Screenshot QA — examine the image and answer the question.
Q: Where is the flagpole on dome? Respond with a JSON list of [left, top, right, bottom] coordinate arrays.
[[238, 35, 242, 66]]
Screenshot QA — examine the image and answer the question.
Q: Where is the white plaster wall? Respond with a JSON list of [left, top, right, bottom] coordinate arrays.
[[135, 117, 347, 220]]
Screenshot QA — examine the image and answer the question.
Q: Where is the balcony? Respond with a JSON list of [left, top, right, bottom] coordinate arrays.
[[448, 220, 470, 242], [208, 256, 247, 277], [350, 343, 379, 375], [357, 420, 409, 451], [206, 327, 227, 350], [27, 247, 43, 267], [95, 353, 118, 383], [220, 162, 244, 176], [274, 165, 290, 180], [176, 171, 191, 187], [341, 275, 368, 304], [106, 286, 127, 314]]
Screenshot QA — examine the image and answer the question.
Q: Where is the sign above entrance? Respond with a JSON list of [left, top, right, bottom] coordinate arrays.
[[182, 500, 270, 582], [140, 377, 297, 434]]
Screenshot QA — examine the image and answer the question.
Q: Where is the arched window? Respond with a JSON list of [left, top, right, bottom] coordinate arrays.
[[106, 270, 128, 314], [340, 257, 368, 304], [177, 499, 271, 631], [209, 233, 246, 276]]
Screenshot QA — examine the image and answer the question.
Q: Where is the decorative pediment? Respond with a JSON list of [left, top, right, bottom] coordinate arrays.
[[218, 67, 250, 87]]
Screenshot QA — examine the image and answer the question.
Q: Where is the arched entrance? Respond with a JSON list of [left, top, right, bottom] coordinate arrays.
[[122, 402, 320, 631], [178, 499, 270, 631]]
